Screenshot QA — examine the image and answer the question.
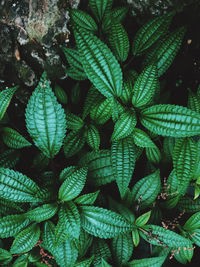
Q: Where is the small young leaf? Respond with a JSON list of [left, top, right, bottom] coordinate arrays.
[[0, 86, 17, 120], [74, 190, 100, 205], [54, 84, 68, 104], [2, 127, 31, 149], [146, 146, 161, 164], [90, 97, 113, 125], [132, 229, 140, 247], [183, 211, 200, 231], [86, 124, 100, 151], [0, 248, 12, 265], [89, 0, 113, 22], [135, 211, 151, 227], [70, 9, 98, 32], [59, 167, 87, 201], [132, 128, 156, 148], [65, 110, 84, 130], [63, 130, 86, 158]]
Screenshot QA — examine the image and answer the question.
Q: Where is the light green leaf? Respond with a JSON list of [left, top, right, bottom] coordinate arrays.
[[10, 224, 40, 254], [146, 145, 161, 164], [0, 248, 12, 264], [25, 72, 67, 158], [132, 229, 140, 247], [132, 128, 156, 148], [80, 205, 135, 238], [70, 9, 98, 32], [74, 27, 122, 98], [75, 190, 100, 205], [189, 229, 200, 247], [135, 211, 151, 227], [59, 167, 87, 201], [0, 86, 17, 120], [183, 211, 200, 231], [187, 88, 200, 113], [111, 137, 136, 198], [140, 104, 200, 137], [2, 127, 31, 149]]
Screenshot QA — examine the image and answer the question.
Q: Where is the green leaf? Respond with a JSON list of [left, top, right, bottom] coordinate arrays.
[[143, 27, 185, 76], [0, 168, 42, 202], [183, 211, 200, 231], [109, 22, 129, 62], [90, 97, 113, 124], [146, 146, 161, 164], [0, 198, 24, 215], [91, 239, 111, 266], [42, 221, 56, 254], [86, 124, 100, 151], [131, 170, 161, 209], [33, 151, 49, 172], [74, 27, 123, 98], [25, 72, 67, 158], [132, 229, 140, 247], [65, 110, 84, 130], [63, 130, 86, 158], [132, 65, 158, 108], [135, 211, 151, 227], [66, 67, 88, 81], [174, 244, 194, 264], [0, 214, 30, 238], [89, 0, 113, 22], [73, 229, 93, 258], [59, 166, 77, 182], [112, 233, 133, 265], [0, 149, 20, 168], [139, 224, 192, 248], [54, 84, 68, 105], [177, 197, 200, 213], [70, 9, 98, 32], [101, 258, 112, 267], [0, 248, 12, 264], [10, 224, 40, 254], [132, 12, 174, 56], [75, 190, 100, 205], [2, 127, 31, 149], [80, 205, 135, 238], [111, 109, 137, 141], [79, 150, 115, 186], [0, 86, 17, 120], [132, 128, 156, 148], [187, 88, 200, 113], [25, 203, 58, 223], [75, 256, 94, 267], [127, 256, 166, 267], [140, 104, 200, 137], [111, 136, 136, 198], [59, 167, 87, 201], [173, 137, 198, 195], [189, 229, 200, 247]]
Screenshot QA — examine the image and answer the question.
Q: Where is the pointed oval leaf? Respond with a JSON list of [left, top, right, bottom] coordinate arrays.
[[187, 89, 200, 113], [65, 110, 84, 130], [75, 190, 100, 205], [146, 146, 161, 164], [0, 86, 17, 120], [70, 9, 98, 32], [135, 211, 151, 227], [90, 97, 113, 124], [127, 256, 166, 267], [10, 224, 40, 254], [42, 221, 56, 254], [25, 72, 67, 158], [183, 211, 200, 231], [0, 248, 12, 265], [86, 124, 100, 151], [2, 127, 31, 149], [74, 27, 122, 98], [89, 0, 113, 22], [0, 149, 20, 168], [59, 167, 88, 201], [140, 104, 200, 137], [132, 229, 140, 247], [111, 137, 136, 198], [80, 205, 135, 238], [132, 128, 156, 148], [63, 130, 86, 158], [54, 84, 68, 105]]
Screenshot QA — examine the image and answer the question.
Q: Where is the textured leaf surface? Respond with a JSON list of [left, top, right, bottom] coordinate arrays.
[[74, 27, 122, 98], [90, 97, 113, 124], [75, 190, 100, 205], [2, 127, 31, 149], [187, 89, 200, 113], [42, 221, 56, 254], [109, 22, 129, 62], [140, 104, 200, 137], [131, 170, 161, 208], [59, 167, 87, 201], [70, 9, 98, 32], [63, 130, 86, 158], [127, 256, 166, 267], [173, 137, 198, 195], [86, 124, 100, 151], [0, 86, 17, 120], [0, 248, 12, 264], [10, 224, 40, 254], [54, 84, 68, 104], [146, 145, 161, 164], [0, 168, 41, 202], [184, 211, 200, 231], [111, 137, 136, 198], [25, 73, 67, 158], [132, 65, 158, 108], [0, 149, 20, 168], [65, 110, 84, 130], [177, 197, 200, 213], [132, 128, 155, 148], [80, 206, 135, 238], [89, 0, 113, 22], [91, 239, 111, 266]]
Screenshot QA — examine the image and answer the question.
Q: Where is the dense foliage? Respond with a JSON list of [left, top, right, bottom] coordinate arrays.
[[0, 0, 200, 266]]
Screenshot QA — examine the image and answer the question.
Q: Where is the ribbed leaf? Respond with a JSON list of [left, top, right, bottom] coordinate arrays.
[[187, 89, 200, 113], [0, 248, 12, 265], [70, 9, 98, 32], [173, 137, 198, 195], [127, 256, 166, 267], [86, 124, 100, 151], [25, 72, 67, 158], [174, 243, 194, 263], [75, 256, 94, 267], [90, 97, 113, 124], [131, 170, 161, 209], [25, 203, 58, 223], [111, 137, 136, 198], [120, 77, 134, 105], [2, 127, 31, 149], [183, 211, 200, 231], [63, 130, 86, 158], [66, 67, 88, 81], [132, 12, 174, 56], [79, 150, 115, 186], [65, 110, 84, 130], [80, 205, 135, 238], [0, 214, 29, 238], [0, 149, 20, 168], [189, 229, 200, 247], [140, 104, 200, 137], [59, 166, 77, 182], [54, 84, 68, 104], [132, 128, 156, 148], [143, 27, 185, 76], [112, 233, 133, 265], [91, 239, 111, 266], [111, 109, 137, 141], [42, 221, 56, 254], [10, 224, 40, 254], [0, 198, 24, 215], [0, 168, 42, 202], [73, 229, 93, 258], [132, 229, 140, 247], [101, 258, 112, 267], [59, 167, 87, 201], [132, 65, 158, 108], [0, 86, 17, 120], [109, 22, 129, 62], [74, 27, 122, 98], [146, 146, 161, 164], [75, 190, 100, 205], [135, 211, 151, 227], [140, 224, 193, 248], [89, 0, 113, 22], [177, 197, 200, 213]]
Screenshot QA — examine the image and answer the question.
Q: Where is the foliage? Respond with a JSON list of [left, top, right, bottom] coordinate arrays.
[[0, 0, 199, 266]]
